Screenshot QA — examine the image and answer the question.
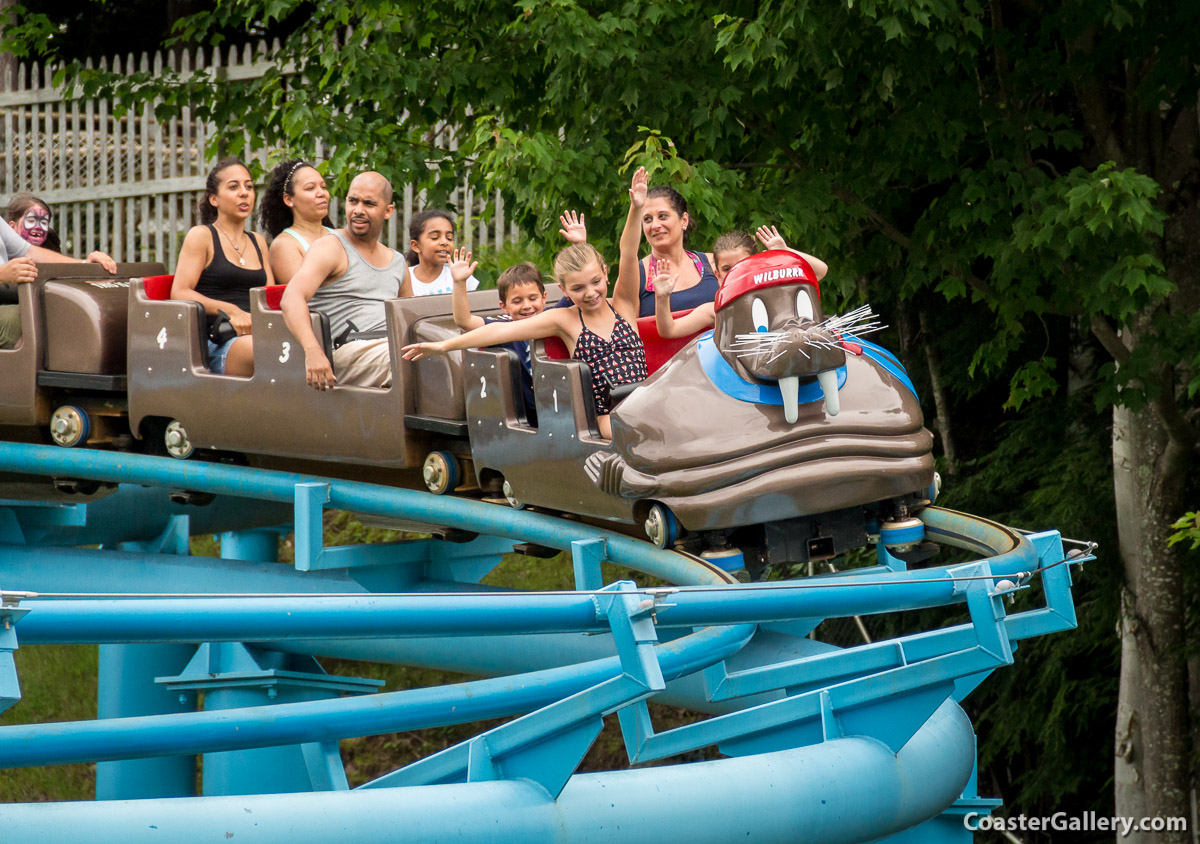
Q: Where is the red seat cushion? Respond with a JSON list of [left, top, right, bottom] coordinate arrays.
[[263, 284, 286, 310], [143, 275, 174, 301], [543, 336, 569, 360], [540, 310, 702, 375], [636, 311, 702, 375]]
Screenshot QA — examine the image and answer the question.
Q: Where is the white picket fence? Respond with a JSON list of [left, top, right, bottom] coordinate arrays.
[[0, 40, 514, 270]]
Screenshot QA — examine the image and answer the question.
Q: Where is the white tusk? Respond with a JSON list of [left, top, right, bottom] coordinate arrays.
[[818, 370, 840, 416], [779, 375, 800, 424]]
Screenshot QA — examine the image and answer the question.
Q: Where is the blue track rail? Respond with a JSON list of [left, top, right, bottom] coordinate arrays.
[[0, 443, 1087, 843]]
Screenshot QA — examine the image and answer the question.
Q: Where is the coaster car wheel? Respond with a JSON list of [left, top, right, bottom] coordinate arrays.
[[644, 503, 679, 549], [422, 450, 461, 495], [164, 420, 194, 460], [50, 405, 90, 448]]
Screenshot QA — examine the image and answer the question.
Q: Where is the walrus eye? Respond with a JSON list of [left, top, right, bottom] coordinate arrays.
[[796, 289, 814, 321], [751, 298, 769, 333]]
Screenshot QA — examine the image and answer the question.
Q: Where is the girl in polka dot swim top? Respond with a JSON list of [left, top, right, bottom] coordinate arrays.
[[402, 228, 647, 439]]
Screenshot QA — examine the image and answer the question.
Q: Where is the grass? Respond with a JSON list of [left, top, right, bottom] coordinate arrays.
[[0, 644, 98, 801]]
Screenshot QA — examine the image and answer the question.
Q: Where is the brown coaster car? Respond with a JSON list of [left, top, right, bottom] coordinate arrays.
[[0, 263, 165, 449], [126, 279, 520, 486]]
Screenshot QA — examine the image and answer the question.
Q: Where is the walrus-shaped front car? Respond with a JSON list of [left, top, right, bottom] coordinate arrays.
[[469, 250, 934, 566]]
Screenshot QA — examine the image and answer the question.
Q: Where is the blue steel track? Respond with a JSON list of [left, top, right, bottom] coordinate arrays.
[[0, 442, 1086, 843]]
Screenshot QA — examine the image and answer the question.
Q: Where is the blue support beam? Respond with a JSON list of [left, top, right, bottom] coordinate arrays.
[[0, 621, 754, 770], [95, 644, 198, 800], [157, 644, 377, 796], [571, 539, 606, 591], [0, 598, 29, 716], [365, 582, 665, 799]]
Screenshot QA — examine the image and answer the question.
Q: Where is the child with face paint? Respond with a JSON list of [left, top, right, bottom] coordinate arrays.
[[4, 194, 116, 270], [0, 194, 118, 350], [6, 196, 58, 252]]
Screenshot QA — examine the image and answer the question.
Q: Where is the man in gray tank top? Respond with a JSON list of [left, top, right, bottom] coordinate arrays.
[[281, 172, 409, 389]]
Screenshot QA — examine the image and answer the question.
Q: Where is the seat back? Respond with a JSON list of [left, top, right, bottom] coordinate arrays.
[[636, 311, 701, 375], [143, 275, 174, 301], [263, 284, 286, 310]]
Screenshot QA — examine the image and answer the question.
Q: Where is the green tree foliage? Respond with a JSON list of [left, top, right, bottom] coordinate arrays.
[[6, 0, 1198, 834]]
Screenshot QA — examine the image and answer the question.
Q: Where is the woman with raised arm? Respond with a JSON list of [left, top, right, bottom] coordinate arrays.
[[172, 158, 275, 377], [631, 180, 720, 317], [259, 159, 334, 284]]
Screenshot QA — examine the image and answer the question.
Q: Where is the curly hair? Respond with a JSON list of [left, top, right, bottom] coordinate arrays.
[[195, 158, 249, 226], [259, 159, 333, 238]]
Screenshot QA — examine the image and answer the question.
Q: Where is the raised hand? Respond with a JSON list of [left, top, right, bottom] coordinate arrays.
[[756, 225, 789, 251], [0, 256, 37, 284], [449, 247, 478, 284], [629, 167, 649, 207], [652, 257, 679, 298], [558, 210, 587, 243]]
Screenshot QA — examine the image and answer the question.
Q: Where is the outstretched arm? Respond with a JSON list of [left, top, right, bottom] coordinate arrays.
[[797, 251, 829, 281], [403, 307, 569, 359], [448, 247, 485, 330], [25, 242, 116, 273], [612, 166, 648, 326]]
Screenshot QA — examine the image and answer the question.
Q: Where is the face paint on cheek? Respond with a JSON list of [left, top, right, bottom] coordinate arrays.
[[20, 210, 50, 245]]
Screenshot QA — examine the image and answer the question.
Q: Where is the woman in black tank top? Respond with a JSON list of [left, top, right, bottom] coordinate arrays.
[[172, 159, 275, 376]]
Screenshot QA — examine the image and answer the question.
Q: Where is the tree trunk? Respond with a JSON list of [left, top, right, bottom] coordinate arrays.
[[1112, 390, 1193, 842], [916, 308, 957, 475]]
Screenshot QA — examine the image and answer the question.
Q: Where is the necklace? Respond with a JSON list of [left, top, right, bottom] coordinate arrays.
[[214, 223, 248, 266]]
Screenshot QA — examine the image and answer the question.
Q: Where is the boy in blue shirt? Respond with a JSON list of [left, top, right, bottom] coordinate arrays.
[[449, 251, 546, 425]]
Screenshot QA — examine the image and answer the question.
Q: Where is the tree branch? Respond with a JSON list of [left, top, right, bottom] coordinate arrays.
[[1154, 365, 1199, 452], [1090, 314, 1131, 364], [1092, 315, 1198, 450]]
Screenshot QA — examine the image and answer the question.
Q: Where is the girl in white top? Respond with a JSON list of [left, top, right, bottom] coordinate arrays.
[[260, 159, 335, 284], [405, 208, 479, 296]]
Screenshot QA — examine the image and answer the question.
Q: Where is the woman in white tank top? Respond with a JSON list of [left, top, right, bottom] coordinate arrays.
[[260, 159, 335, 284]]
